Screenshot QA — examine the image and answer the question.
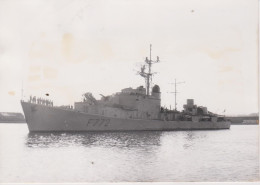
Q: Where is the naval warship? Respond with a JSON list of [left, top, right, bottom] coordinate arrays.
[[21, 45, 230, 132]]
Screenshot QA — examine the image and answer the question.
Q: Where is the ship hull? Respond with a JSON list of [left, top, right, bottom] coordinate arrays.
[[21, 101, 230, 132]]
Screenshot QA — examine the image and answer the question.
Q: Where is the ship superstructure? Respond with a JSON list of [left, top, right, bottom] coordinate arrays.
[[74, 45, 161, 120]]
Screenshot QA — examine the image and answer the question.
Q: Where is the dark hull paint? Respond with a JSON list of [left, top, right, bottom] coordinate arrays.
[[21, 101, 231, 132]]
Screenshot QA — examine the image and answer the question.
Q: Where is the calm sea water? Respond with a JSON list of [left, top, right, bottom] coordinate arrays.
[[0, 124, 259, 183]]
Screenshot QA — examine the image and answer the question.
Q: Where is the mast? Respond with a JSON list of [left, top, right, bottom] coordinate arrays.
[[138, 44, 160, 95], [169, 79, 185, 110], [147, 44, 152, 95]]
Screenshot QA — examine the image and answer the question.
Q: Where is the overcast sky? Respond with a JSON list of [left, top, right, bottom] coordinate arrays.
[[0, 0, 258, 115]]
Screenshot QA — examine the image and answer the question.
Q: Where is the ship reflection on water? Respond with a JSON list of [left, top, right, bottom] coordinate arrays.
[[26, 131, 163, 149], [25, 130, 209, 151]]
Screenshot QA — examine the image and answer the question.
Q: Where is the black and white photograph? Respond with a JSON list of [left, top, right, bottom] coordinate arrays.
[[0, 0, 259, 183]]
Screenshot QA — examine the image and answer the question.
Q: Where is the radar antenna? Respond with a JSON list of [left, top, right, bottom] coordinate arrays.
[[137, 44, 160, 95]]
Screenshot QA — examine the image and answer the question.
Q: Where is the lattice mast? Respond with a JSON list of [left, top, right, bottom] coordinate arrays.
[[138, 44, 160, 95]]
